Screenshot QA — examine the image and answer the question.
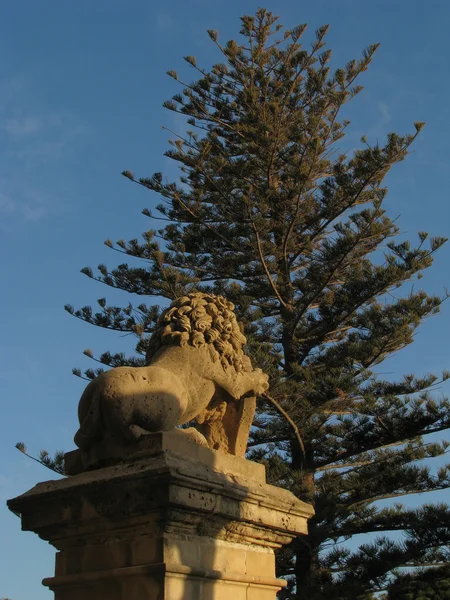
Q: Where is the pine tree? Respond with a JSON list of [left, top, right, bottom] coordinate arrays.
[[386, 565, 450, 599], [65, 10, 450, 599]]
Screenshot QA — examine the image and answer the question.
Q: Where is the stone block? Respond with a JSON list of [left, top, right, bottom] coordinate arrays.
[[8, 434, 313, 599], [245, 547, 275, 576]]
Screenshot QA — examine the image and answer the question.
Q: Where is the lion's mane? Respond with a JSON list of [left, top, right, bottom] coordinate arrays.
[[146, 292, 250, 373]]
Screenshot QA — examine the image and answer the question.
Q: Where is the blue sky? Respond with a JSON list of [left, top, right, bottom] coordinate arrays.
[[1, 1, 450, 598]]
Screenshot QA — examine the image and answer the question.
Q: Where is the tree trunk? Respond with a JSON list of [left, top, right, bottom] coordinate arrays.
[[292, 454, 316, 600]]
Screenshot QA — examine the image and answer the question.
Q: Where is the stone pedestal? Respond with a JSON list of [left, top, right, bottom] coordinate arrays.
[[8, 431, 314, 599]]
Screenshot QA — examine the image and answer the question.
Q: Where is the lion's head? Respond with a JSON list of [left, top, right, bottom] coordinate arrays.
[[146, 292, 250, 372]]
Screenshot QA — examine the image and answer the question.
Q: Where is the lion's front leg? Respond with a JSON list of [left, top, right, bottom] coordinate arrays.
[[236, 368, 269, 398], [213, 366, 269, 401]]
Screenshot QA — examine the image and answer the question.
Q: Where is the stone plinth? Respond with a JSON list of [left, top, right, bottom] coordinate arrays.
[[8, 431, 314, 599]]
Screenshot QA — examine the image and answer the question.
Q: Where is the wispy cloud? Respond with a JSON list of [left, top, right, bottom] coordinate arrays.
[[8, 139, 66, 165], [0, 75, 28, 111], [2, 112, 69, 140], [0, 183, 47, 222], [0, 191, 15, 213], [0, 75, 88, 223], [378, 102, 391, 126], [22, 203, 47, 221], [3, 115, 44, 137], [6, 123, 88, 168], [155, 11, 174, 31]]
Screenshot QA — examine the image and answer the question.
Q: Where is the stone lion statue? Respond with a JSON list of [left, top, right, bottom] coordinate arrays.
[[74, 292, 268, 456]]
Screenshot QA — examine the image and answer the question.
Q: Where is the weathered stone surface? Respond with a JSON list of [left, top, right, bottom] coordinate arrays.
[[75, 293, 268, 456], [8, 434, 314, 599]]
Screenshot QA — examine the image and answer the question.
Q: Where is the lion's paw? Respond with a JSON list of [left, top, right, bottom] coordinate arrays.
[[253, 370, 269, 395]]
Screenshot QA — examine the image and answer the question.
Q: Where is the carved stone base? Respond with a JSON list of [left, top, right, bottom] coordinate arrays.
[[8, 432, 314, 599]]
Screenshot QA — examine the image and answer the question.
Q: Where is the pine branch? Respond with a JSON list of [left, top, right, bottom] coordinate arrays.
[[15, 443, 65, 476], [249, 216, 289, 310], [262, 393, 305, 455]]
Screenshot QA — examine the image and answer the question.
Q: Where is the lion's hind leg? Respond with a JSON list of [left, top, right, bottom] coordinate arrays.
[[75, 366, 190, 449]]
